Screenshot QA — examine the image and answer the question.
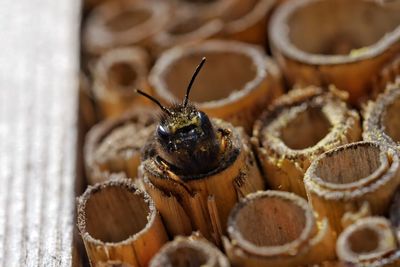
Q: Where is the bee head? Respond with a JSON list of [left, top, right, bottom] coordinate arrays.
[[137, 58, 220, 175]]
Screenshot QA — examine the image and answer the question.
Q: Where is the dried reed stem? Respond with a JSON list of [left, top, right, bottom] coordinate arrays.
[[77, 177, 168, 267], [224, 190, 335, 267], [252, 86, 361, 198], [304, 141, 400, 235]]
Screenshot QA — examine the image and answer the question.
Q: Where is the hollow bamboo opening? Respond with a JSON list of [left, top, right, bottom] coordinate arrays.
[[84, 107, 156, 184], [348, 227, 379, 254], [84, 0, 169, 54], [305, 141, 400, 234], [222, 0, 259, 22], [279, 106, 331, 150], [253, 87, 361, 198], [314, 144, 381, 186], [277, 0, 400, 57], [163, 51, 257, 103], [77, 178, 168, 266], [105, 8, 151, 33], [150, 237, 230, 267], [107, 62, 138, 89], [84, 185, 150, 243], [150, 40, 281, 132], [228, 191, 314, 256], [337, 217, 398, 264]]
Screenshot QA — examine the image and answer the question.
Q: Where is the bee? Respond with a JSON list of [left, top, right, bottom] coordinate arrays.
[[136, 57, 220, 175]]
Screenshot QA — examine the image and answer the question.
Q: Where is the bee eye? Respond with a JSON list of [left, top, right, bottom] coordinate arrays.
[[157, 125, 169, 140], [198, 111, 208, 125]]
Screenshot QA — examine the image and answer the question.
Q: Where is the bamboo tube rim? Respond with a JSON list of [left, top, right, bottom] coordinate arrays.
[[149, 40, 268, 109], [84, 0, 169, 53], [149, 235, 230, 267], [142, 118, 241, 181], [253, 86, 357, 160], [304, 141, 399, 200], [84, 107, 155, 183], [227, 190, 315, 257], [173, 0, 234, 18], [222, 0, 276, 34], [364, 79, 400, 148], [77, 177, 158, 246], [337, 217, 398, 263], [91, 46, 149, 102], [269, 0, 400, 65], [151, 15, 224, 52]]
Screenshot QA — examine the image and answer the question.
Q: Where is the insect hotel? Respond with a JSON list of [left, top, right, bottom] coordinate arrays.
[[2, 0, 400, 266]]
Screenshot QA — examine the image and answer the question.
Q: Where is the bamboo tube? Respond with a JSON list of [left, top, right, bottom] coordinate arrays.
[[304, 141, 400, 235], [363, 78, 400, 149], [337, 217, 400, 267], [252, 86, 361, 198], [224, 190, 336, 267], [149, 40, 283, 133], [83, 0, 169, 56], [371, 55, 400, 96], [91, 47, 151, 119], [170, 0, 234, 21], [269, 0, 400, 105], [84, 107, 156, 185], [150, 15, 223, 57], [140, 119, 264, 243], [149, 234, 230, 267], [220, 0, 276, 46], [76, 177, 168, 267]]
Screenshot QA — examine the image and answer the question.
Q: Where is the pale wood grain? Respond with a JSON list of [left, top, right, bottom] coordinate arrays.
[[0, 0, 80, 266]]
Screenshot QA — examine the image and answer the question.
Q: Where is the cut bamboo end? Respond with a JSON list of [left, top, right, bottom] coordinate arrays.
[[76, 177, 168, 267], [150, 15, 223, 57], [252, 86, 361, 198], [304, 141, 400, 235], [363, 78, 400, 149], [140, 119, 264, 243], [225, 190, 335, 267], [371, 55, 400, 95], [149, 235, 230, 267], [269, 0, 400, 105], [149, 40, 283, 133], [170, 0, 234, 20], [83, 0, 170, 55], [84, 107, 156, 185], [220, 0, 276, 46], [91, 47, 151, 119], [337, 217, 400, 267]]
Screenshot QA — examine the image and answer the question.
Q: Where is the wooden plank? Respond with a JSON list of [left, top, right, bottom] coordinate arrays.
[[0, 0, 80, 266]]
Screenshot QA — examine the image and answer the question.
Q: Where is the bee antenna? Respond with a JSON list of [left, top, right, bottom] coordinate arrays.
[[135, 89, 173, 116], [183, 57, 206, 107]]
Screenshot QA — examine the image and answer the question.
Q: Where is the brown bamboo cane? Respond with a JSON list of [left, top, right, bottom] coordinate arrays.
[[220, 0, 276, 46], [304, 141, 400, 236], [269, 0, 400, 105], [76, 177, 168, 267], [149, 40, 283, 133], [337, 217, 400, 267], [83, 0, 170, 56], [84, 107, 156, 185], [224, 190, 336, 267], [149, 234, 230, 267], [90, 46, 151, 119], [252, 86, 361, 198], [150, 15, 224, 57], [363, 78, 400, 149], [169, 0, 234, 21], [140, 119, 264, 243]]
